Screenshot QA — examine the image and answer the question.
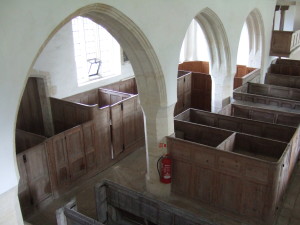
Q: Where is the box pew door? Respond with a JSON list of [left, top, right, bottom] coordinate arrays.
[[65, 126, 87, 180], [47, 133, 70, 187], [122, 97, 136, 150], [24, 144, 52, 205], [94, 107, 112, 166], [17, 153, 32, 217], [111, 103, 124, 158], [82, 121, 97, 172]]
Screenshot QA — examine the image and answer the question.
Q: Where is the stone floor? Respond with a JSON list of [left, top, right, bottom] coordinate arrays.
[[26, 147, 300, 225]]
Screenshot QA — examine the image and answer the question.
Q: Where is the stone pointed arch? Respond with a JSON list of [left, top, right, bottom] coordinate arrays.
[[194, 8, 232, 112], [195, 8, 231, 76], [245, 8, 265, 68], [34, 3, 167, 108]]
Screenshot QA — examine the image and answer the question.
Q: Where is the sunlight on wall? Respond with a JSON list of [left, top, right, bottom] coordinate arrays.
[[237, 23, 249, 66], [180, 20, 210, 63], [180, 20, 250, 66]]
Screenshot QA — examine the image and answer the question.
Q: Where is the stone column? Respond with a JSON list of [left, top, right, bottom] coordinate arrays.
[[142, 103, 175, 197], [210, 72, 234, 113], [0, 186, 24, 225]]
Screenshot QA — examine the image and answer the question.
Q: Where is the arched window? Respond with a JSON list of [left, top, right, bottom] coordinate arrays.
[[72, 16, 121, 84]]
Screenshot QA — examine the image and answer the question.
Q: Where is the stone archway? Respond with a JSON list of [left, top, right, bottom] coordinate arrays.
[[195, 8, 232, 112], [20, 3, 171, 200]]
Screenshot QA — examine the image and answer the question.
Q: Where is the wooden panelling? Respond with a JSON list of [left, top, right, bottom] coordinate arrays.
[[82, 121, 97, 172], [234, 68, 261, 89], [64, 89, 98, 105], [111, 103, 124, 158], [265, 73, 300, 89], [17, 77, 45, 135], [15, 129, 46, 154], [17, 143, 52, 217], [122, 97, 136, 149], [191, 72, 212, 111], [270, 31, 293, 57], [50, 97, 93, 133], [46, 133, 70, 187], [17, 78, 145, 217], [219, 103, 300, 127], [270, 64, 300, 76], [65, 126, 86, 181], [111, 96, 144, 158], [178, 61, 209, 74], [233, 83, 300, 110], [102, 77, 138, 94], [175, 71, 192, 115], [276, 58, 300, 66], [168, 124, 296, 224], [98, 88, 132, 108], [17, 154, 32, 217], [93, 107, 112, 166]]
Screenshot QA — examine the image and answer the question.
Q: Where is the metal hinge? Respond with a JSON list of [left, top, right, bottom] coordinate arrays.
[[23, 155, 27, 163], [121, 103, 123, 111]]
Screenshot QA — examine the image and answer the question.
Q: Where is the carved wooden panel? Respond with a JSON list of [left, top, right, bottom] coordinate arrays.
[[24, 144, 52, 204], [48, 133, 70, 186], [171, 160, 192, 195], [82, 121, 97, 172], [65, 126, 86, 181], [93, 107, 112, 166]]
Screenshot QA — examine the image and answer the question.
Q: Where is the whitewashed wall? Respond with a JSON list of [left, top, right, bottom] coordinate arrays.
[[0, 0, 276, 224]]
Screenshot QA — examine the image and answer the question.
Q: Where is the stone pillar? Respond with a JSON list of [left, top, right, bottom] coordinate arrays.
[[142, 103, 175, 197], [211, 72, 234, 113], [0, 186, 24, 225]]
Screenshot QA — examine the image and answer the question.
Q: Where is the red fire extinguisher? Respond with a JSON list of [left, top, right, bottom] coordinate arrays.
[[157, 154, 172, 184]]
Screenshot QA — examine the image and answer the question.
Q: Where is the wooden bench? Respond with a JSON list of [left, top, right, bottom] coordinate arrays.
[[168, 120, 300, 224], [233, 83, 300, 110]]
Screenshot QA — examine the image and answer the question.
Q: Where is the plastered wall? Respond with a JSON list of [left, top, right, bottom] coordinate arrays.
[[0, 0, 276, 223]]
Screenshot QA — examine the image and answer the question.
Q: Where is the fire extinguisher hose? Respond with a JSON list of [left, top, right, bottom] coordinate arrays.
[[157, 155, 164, 179]]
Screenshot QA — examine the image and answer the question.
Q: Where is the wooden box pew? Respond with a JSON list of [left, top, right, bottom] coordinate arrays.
[[175, 71, 192, 115], [56, 180, 215, 225], [269, 63, 300, 76], [175, 108, 296, 143], [50, 97, 95, 134], [265, 72, 300, 89], [219, 103, 300, 127], [45, 119, 112, 196], [102, 77, 138, 94], [178, 61, 210, 74], [48, 90, 144, 195], [276, 58, 300, 66], [233, 83, 300, 110], [15, 129, 52, 218], [191, 72, 212, 112], [105, 90, 145, 159], [233, 66, 261, 89], [168, 120, 297, 224]]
